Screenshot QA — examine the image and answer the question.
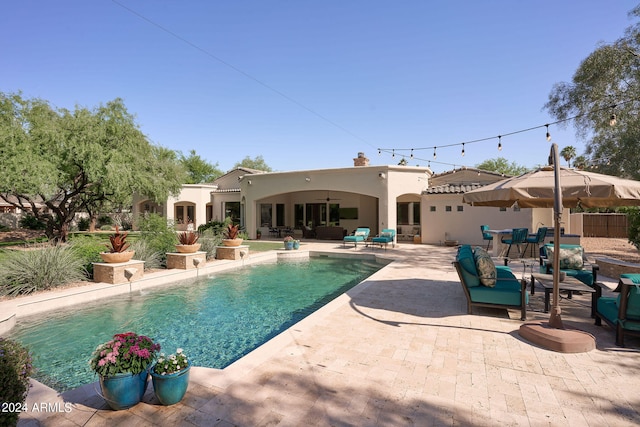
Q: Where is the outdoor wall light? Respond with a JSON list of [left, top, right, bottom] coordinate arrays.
[[378, 172, 386, 179], [247, 180, 252, 185], [305, 177, 311, 182]]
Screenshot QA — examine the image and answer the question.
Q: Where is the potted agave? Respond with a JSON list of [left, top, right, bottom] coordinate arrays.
[[150, 348, 190, 405], [222, 223, 243, 247], [175, 231, 201, 253], [89, 332, 160, 410], [99, 226, 135, 263]]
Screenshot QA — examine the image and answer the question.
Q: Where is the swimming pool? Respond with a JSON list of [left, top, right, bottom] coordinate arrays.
[[8, 256, 385, 392]]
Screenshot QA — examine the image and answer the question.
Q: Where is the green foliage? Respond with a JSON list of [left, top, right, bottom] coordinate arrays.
[[545, 7, 640, 180], [475, 157, 529, 176], [233, 155, 273, 172], [97, 215, 113, 228], [19, 215, 46, 230], [0, 92, 186, 242], [153, 348, 189, 375], [0, 338, 33, 427], [77, 217, 90, 231], [68, 235, 104, 278], [560, 146, 577, 167], [0, 224, 9, 232], [0, 244, 87, 297], [136, 214, 177, 265], [197, 219, 227, 234], [198, 228, 222, 260], [620, 207, 640, 250], [130, 239, 162, 270], [179, 149, 223, 183]]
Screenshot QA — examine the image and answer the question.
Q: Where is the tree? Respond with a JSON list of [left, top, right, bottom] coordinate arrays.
[[179, 150, 223, 184], [475, 157, 529, 176], [545, 6, 640, 180], [560, 146, 577, 168], [0, 92, 186, 242], [233, 155, 272, 172]]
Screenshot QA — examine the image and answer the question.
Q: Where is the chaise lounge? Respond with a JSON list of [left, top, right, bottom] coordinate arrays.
[[370, 229, 395, 250], [343, 227, 370, 248], [453, 244, 528, 320]]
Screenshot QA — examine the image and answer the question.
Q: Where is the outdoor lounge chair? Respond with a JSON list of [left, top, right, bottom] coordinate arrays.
[[540, 244, 599, 286], [343, 227, 370, 248], [371, 229, 395, 250], [453, 245, 528, 320], [594, 273, 640, 346]]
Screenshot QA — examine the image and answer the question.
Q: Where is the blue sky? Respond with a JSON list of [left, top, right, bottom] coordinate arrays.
[[2, 1, 637, 174]]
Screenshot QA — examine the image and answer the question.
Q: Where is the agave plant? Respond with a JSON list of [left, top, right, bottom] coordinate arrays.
[[224, 224, 240, 240], [105, 226, 130, 253], [177, 231, 199, 245]]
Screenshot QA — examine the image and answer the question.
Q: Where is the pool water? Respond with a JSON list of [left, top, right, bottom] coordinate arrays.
[[9, 256, 384, 392]]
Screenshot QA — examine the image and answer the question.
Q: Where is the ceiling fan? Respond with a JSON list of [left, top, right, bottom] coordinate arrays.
[[315, 192, 341, 202]]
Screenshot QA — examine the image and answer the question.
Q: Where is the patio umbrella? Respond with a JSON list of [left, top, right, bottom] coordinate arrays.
[[462, 144, 640, 350]]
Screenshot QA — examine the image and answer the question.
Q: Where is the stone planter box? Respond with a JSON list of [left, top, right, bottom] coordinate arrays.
[[93, 260, 145, 284], [166, 252, 206, 270]]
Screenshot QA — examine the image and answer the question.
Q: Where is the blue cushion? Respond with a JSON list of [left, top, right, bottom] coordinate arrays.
[[457, 245, 480, 288], [597, 297, 620, 325], [620, 274, 640, 320], [468, 278, 528, 306]]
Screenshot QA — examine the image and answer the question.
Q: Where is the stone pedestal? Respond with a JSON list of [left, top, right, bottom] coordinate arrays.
[[216, 245, 249, 261], [93, 260, 145, 284], [166, 251, 206, 270]]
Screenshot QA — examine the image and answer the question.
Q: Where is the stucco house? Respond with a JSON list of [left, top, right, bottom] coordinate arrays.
[[132, 155, 562, 246]]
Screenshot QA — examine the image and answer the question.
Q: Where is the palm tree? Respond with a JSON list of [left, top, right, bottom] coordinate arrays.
[[560, 146, 577, 168]]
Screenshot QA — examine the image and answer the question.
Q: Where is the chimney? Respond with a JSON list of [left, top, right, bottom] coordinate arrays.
[[353, 152, 369, 167]]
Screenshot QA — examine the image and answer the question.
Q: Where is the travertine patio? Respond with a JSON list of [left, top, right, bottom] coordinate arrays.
[[17, 242, 640, 426]]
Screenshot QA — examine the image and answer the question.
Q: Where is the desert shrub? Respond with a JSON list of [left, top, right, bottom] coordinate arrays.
[[130, 239, 162, 270], [199, 228, 223, 260], [19, 215, 46, 230], [77, 217, 90, 231], [137, 214, 177, 265], [99, 224, 113, 231], [97, 215, 112, 228], [623, 207, 640, 250], [0, 338, 33, 427], [0, 244, 87, 296], [197, 219, 227, 235], [68, 235, 104, 278], [0, 224, 10, 232]]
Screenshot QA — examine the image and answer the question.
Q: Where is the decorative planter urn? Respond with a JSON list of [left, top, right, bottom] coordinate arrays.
[[99, 371, 148, 410], [175, 244, 201, 253], [222, 238, 243, 247], [99, 251, 135, 263], [151, 363, 190, 406]]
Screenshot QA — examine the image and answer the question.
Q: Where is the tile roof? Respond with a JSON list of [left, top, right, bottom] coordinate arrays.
[[423, 183, 485, 194]]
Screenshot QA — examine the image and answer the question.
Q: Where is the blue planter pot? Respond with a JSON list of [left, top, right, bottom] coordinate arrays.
[[293, 241, 300, 250], [284, 241, 294, 250], [99, 371, 148, 410], [151, 364, 190, 406]]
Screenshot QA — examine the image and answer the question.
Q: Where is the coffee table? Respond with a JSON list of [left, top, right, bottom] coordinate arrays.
[[530, 273, 596, 316]]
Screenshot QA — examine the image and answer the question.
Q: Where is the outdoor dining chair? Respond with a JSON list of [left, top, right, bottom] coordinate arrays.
[[522, 227, 547, 258], [501, 227, 528, 258], [480, 225, 493, 250]]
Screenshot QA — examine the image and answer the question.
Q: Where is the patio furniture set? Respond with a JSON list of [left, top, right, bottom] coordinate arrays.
[[454, 243, 640, 346]]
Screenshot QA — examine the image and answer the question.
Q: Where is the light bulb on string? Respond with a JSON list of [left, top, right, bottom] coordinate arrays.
[[498, 135, 502, 151], [609, 113, 617, 126], [392, 149, 395, 158], [546, 124, 551, 141], [461, 143, 465, 157], [378, 149, 381, 155], [433, 147, 437, 159], [410, 149, 414, 159]]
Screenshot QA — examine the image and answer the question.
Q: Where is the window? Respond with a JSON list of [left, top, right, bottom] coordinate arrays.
[[397, 203, 409, 224], [457, 206, 463, 212], [429, 206, 436, 212], [499, 207, 507, 212], [260, 204, 272, 226], [329, 204, 340, 225], [413, 204, 421, 223], [445, 206, 452, 212], [276, 204, 285, 227], [294, 204, 304, 228], [225, 202, 240, 222]]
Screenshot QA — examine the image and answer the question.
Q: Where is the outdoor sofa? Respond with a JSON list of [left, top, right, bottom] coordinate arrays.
[[594, 273, 640, 346], [540, 243, 599, 286]]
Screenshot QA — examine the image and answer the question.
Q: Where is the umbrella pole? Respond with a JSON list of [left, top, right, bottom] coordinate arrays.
[[548, 212, 564, 329]]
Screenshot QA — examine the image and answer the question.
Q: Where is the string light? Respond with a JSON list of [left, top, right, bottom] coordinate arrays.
[[433, 147, 437, 159], [609, 105, 617, 126], [410, 149, 414, 159], [498, 135, 502, 151], [545, 124, 551, 141], [461, 143, 465, 157], [392, 149, 395, 158]]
